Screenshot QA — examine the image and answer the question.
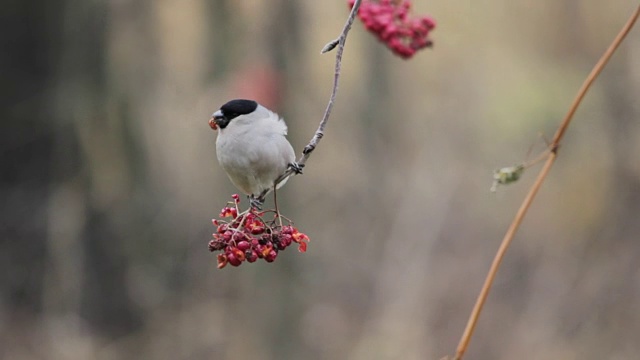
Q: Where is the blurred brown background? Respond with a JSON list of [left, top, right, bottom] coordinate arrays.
[[2, 1, 640, 359]]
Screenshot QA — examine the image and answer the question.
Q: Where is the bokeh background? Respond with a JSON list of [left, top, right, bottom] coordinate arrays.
[[2, 1, 640, 359]]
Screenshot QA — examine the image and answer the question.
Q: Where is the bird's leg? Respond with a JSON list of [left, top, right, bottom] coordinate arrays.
[[249, 195, 264, 211], [273, 184, 283, 228], [288, 162, 304, 175]]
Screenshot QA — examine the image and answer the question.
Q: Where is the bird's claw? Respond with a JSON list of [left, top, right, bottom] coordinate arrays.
[[288, 162, 304, 175], [249, 195, 264, 210]]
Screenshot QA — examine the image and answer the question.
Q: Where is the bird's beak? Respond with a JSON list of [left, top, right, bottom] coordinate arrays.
[[209, 110, 224, 130]]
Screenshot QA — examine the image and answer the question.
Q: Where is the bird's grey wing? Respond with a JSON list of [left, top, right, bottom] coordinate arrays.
[[249, 133, 294, 181]]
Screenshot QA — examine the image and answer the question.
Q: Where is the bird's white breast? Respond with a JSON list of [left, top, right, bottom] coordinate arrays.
[[215, 107, 295, 196]]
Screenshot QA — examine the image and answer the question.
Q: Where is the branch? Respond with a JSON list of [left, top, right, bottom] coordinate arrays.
[[453, 5, 640, 360], [273, 0, 362, 187]]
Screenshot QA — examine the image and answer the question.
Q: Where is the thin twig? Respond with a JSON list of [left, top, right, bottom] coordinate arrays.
[[523, 148, 550, 169], [273, 0, 362, 187], [453, 5, 640, 360]]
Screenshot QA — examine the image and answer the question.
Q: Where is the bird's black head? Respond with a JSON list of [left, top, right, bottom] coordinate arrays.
[[212, 99, 258, 129]]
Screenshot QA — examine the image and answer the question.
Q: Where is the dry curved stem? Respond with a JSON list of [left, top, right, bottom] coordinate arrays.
[[270, 0, 362, 190], [453, 5, 640, 360]]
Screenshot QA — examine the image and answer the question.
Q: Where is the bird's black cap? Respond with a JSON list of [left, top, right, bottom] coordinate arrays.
[[213, 99, 258, 129], [221, 99, 257, 119]]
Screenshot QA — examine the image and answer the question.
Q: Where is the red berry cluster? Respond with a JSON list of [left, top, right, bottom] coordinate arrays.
[[208, 194, 310, 269], [349, 0, 436, 59]]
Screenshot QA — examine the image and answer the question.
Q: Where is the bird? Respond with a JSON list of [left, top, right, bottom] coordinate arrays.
[[209, 99, 303, 209]]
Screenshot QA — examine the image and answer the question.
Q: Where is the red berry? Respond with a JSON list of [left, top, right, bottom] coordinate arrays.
[[237, 240, 250, 251], [227, 253, 242, 266], [264, 249, 278, 262], [246, 250, 258, 263], [219, 206, 239, 219], [255, 244, 266, 258], [421, 16, 436, 29], [231, 247, 246, 261], [397, 9, 408, 20], [250, 225, 265, 235], [281, 234, 293, 247]]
